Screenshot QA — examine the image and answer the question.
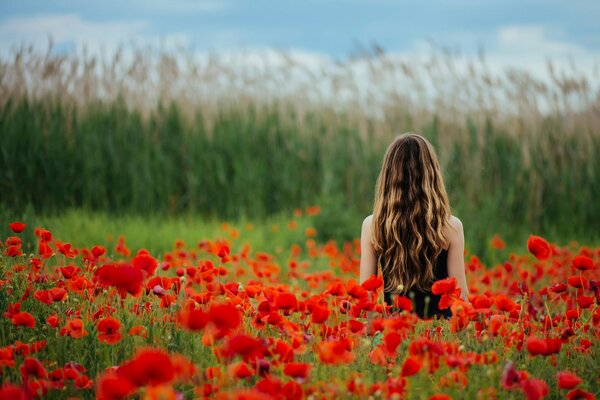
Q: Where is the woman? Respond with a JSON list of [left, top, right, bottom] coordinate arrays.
[[359, 133, 469, 319]]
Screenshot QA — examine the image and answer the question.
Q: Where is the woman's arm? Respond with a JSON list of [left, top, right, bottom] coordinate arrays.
[[359, 215, 377, 284], [446, 216, 470, 301]]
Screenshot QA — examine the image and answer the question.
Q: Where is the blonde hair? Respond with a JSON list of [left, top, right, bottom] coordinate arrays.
[[371, 133, 452, 294]]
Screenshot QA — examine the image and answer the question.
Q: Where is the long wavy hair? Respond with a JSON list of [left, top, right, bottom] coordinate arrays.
[[371, 133, 452, 294]]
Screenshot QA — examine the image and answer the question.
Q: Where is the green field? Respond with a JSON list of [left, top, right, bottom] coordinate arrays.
[[1, 48, 599, 254]]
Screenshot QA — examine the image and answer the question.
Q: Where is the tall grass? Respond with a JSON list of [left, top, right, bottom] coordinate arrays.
[[1, 44, 599, 252]]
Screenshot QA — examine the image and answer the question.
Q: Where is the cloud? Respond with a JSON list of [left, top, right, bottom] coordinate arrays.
[[0, 14, 597, 115], [487, 25, 599, 82], [0, 14, 191, 56], [497, 25, 584, 56], [138, 0, 230, 13], [399, 25, 599, 82]]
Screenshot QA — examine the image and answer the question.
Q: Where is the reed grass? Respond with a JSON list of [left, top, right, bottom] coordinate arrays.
[[0, 44, 599, 254]]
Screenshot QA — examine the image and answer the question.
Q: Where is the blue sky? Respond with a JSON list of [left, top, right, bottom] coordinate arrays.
[[0, 0, 599, 77]]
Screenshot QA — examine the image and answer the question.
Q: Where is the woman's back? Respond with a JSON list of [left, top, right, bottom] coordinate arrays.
[[359, 133, 470, 319], [382, 249, 452, 319]]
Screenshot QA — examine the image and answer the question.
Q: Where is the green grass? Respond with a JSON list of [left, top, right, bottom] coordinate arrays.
[[0, 209, 315, 258], [0, 213, 598, 399], [2, 209, 597, 269], [1, 97, 599, 255]]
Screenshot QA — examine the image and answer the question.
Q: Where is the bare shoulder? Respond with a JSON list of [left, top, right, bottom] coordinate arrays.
[[362, 214, 373, 233], [444, 215, 464, 242], [448, 215, 463, 231]]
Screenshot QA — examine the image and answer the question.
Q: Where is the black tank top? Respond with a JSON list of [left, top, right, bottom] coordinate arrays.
[[381, 249, 452, 319]]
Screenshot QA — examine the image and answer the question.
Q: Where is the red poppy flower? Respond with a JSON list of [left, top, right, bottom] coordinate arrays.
[[0, 349, 15, 368], [325, 281, 346, 296], [27, 341, 46, 355], [5, 236, 21, 246], [275, 292, 298, 311], [12, 312, 36, 329], [46, 314, 59, 329], [95, 264, 145, 298], [96, 372, 136, 400], [39, 240, 54, 259], [527, 235, 551, 260], [383, 332, 402, 356], [557, 371, 582, 390], [490, 235, 506, 250], [60, 265, 80, 279], [227, 361, 253, 379], [472, 295, 492, 309], [4, 245, 22, 257], [361, 275, 383, 291], [92, 245, 106, 258], [306, 205, 320, 216], [117, 349, 174, 387], [128, 325, 148, 338], [115, 236, 131, 257], [256, 376, 283, 396], [209, 304, 241, 336], [244, 284, 263, 298], [577, 296, 594, 309], [520, 378, 549, 400], [132, 252, 158, 276], [429, 395, 452, 400], [178, 308, 209, 331], [348, 319, 365, 333], [305, 227, 317, 237], [566, 389, 594, 400], [317, 338, 354, 364], [54, 241, 76, 258], [572, 256, 594, 271], [543, 339, 562, 355], [394, 295, 413, 312], [526, 337, 561, 357], [34, 288, 68, 305], [97, 317, 122, 345], [60, 319, 88, 339], [526, 337, 548, 356], [4, 302, 21, 318], [494, 295, 518, 313], [310, 304, 330, 324], [401, 356, 422, 377], [438, 288, 462, 309], [223, 334, 264, 361], [283, 362, 310, 379], [0, 384, 26, 400], [20, 357, 47, 382], [212, 242, 231, 263], [549, 283, 567, 293], [346, 280, 367, 299], [501, 361, 523, 389], [432, 277, 457, 295], [74, 375, 93, 389], [34, 228, 53, 241], [567, 276, 589, 289], [9, 222, 26, 233]]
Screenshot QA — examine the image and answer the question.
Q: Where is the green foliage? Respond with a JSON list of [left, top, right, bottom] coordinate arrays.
[[1, 97, 599, 250]]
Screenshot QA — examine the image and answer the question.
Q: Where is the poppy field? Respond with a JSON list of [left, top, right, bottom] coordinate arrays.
[[0, 209, 599, 400]]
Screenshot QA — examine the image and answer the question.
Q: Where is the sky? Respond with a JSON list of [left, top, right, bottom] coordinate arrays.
[[0, 0, 599, 78]]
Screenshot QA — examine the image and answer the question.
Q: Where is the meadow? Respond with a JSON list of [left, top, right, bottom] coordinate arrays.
[[0, 210, 599, 399], [1, 45, 600, 256], [0, 45, 599, 399]]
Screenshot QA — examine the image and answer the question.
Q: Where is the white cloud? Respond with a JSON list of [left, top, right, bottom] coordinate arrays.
[[0, 14, 191, 56], [496, 25, 586, 56], [138, 0, 230, 13], [486, 25, 599, 86], [0, 16, 597, 116]]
